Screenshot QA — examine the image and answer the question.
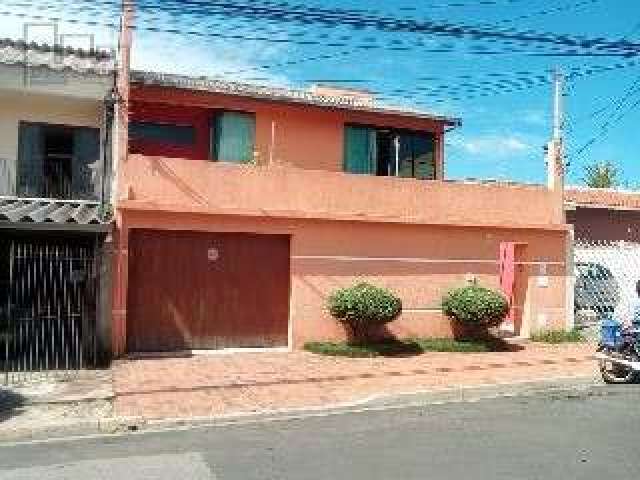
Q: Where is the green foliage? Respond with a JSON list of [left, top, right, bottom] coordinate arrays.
[[583, 161, 620, 189], [441, 284, 508, 327], [327, 282, 402, 342], [99, 203, 114, 221], [304, 338, 495, 358], [530, 328, 585, 344]]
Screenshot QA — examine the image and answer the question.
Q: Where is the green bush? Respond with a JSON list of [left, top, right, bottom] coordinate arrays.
[[328, 282, 402, 343], [441, 284, 508, 328], [530, 328, 585, 344]]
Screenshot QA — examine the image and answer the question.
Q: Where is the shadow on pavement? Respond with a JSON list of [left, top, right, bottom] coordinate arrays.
[[0, 388, 26, 423]]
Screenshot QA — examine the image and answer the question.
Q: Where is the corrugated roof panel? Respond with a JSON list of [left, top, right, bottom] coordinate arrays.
[[28, 202, 60, 223], [0, 197, 111, 226], [0, 38, 114, 76]]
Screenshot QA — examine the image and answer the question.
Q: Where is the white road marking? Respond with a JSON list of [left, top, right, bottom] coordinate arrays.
[[0, 453, 215, 479]]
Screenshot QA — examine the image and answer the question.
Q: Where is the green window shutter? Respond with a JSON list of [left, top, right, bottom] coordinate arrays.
[[72, 127, 101, 200], [412, 133, 435, 180], [396, 132, 435, 180], [17, 122, 44, 197], [397, 134, 414, 178], [344, 126, 376, 174], [213, 112, 256, 163]]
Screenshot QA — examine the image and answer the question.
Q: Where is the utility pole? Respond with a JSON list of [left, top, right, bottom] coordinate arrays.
[[112, 0, 134, 358], [545, 68, 566, 224], [547, 69, 565, 191], [546, 69, 573, 336]]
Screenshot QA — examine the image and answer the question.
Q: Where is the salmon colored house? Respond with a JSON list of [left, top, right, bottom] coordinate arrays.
[[109, 68, 572, 355]]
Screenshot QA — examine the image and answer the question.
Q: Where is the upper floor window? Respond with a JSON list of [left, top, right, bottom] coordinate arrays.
[[17, 122, 100, 200], [344, 125, 435, 180], [129, 121, 196, 146], [211, 112, 256, 164]]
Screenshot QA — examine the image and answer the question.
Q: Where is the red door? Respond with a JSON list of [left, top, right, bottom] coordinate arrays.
[[127, 229, 290, 352]]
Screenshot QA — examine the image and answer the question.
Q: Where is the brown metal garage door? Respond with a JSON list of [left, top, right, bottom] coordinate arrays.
[[127, 230, 290, 352]]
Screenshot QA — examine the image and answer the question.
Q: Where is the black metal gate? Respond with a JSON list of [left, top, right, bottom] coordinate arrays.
[[1, 236, 99, 384]]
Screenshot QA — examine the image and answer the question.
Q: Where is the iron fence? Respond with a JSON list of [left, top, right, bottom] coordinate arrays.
[[1, 236, 99, 385]]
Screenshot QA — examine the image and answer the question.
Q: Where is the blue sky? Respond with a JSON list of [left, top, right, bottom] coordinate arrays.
[[3, 0, 640, 186]]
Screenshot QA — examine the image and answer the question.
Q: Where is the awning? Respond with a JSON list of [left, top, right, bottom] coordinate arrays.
[[0, 197, 112, 233]]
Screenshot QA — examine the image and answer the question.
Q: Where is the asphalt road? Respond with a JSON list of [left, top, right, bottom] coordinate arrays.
[[1, 385, 639, 479]]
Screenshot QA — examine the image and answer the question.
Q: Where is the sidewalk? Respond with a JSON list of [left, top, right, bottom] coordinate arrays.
[[0, 370, 114, 439], [113, 342, 597, 421]]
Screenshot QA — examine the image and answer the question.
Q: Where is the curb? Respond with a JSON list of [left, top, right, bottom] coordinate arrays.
[[0, 374, 608, 443], [120, 374, 606, 432], [0, 374, 605, 443]]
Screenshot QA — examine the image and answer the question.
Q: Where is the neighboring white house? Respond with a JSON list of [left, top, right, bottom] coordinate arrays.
[[0, 38, 114, 201], [0, 39, 116, 379]]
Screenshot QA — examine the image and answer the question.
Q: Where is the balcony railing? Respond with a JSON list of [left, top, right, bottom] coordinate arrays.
[[0, 158, 102, 201], [43, 158, 73, 200], [120, 154, 565, 228]]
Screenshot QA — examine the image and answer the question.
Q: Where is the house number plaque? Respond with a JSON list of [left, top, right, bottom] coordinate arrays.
[[207, 247, 219, 261]]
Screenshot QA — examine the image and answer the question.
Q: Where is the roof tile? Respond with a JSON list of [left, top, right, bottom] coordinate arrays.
[[131, 70, 461, 125], [0, 38, 114, 76], [565, 187, 640, 210]]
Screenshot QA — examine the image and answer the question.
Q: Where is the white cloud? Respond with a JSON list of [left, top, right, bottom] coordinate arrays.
[[130, 9, 294, 87], [521, 109, 547, 127], [450, 134, 534, 157], [0, 7, 294, 87]]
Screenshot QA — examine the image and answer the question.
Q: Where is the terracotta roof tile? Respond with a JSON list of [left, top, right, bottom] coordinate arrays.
[[131, 70, 461, 126], [565, 187, 640, 210]]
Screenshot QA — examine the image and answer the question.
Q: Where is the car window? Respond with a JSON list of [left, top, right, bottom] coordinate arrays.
[[575, 263, 613, 281]]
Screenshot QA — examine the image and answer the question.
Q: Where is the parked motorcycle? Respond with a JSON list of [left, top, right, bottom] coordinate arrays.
[[595, 317, 640, 384]]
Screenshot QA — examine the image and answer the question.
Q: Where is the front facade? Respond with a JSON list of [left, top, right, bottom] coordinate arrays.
[[110, 71, 571, 355], [0, 40, 115, 375]]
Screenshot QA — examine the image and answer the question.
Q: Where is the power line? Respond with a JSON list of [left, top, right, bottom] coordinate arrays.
[[5, 6, 639, 111], [567, 74, 640, 129], [7, 0, 640, 113], [494, 0, 601, 26], [568, 84, 640, 165], [12, 0, 640, 56], [565, 19, 640, 129], [215, 0, 606, 79], [6, 6, 637, 61], [129, 0, 640, 53], [372, 59, 640, 105]]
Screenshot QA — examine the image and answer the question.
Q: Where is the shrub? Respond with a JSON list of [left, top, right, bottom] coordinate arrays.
[[530, 328, 585, 344], [303, 338, 493, 358], [441, 284, 508, 328], [328, 282, 402, 343]]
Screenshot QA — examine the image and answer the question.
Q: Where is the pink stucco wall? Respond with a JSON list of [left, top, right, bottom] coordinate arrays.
[[129, 85, 448, 177], [114, 209, 568, 349], [111, 154, 569, 353], [120, 155, 564, 229]]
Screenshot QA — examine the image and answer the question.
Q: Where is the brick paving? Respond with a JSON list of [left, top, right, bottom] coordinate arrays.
[[113, 343, 597, 420]]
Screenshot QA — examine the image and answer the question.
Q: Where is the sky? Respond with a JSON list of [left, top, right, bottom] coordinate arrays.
[[2, 0, 640, 186]]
